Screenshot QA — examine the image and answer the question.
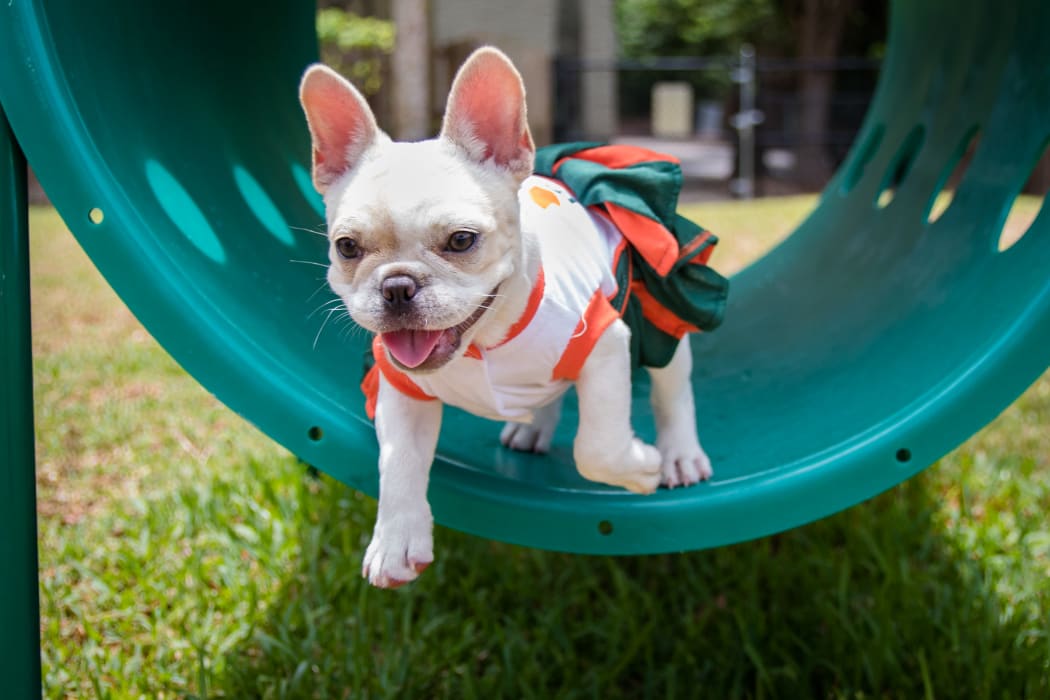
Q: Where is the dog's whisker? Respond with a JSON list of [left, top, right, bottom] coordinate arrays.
[[309, 296, 344, 312], [310, 300, 345, 318], [308, 297, 345, 320], [305, 280, 334, 303], [289, 258, 328, 268], [475, 298, 503, 311], [337, 316, 364, 341], [289, 224, 328, 237], [312, 308, 340, 350]]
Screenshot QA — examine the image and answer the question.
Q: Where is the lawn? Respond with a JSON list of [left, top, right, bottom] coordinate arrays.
[[30, 196, 1049, 698]]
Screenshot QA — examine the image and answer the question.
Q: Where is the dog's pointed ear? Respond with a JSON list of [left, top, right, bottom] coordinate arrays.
[[440, 47, 535, 181], [299, 64, 379, 193]]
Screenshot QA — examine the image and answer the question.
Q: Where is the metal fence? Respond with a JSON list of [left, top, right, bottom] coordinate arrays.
[[553, 49, 882, 196]]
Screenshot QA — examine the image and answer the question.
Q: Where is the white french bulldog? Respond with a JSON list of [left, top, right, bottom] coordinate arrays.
[[300, 47, 712, 588]]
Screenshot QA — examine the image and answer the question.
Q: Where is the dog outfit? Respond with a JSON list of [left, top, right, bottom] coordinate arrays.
[[361, 143, 729, 423]]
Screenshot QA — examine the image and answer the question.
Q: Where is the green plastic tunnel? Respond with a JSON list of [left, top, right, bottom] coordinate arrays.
[[2, 1, 1048, 555]]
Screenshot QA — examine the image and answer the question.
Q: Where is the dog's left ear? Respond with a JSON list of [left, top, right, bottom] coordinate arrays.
[[441, 47, 535, 181], [299, 64, 380, 193]]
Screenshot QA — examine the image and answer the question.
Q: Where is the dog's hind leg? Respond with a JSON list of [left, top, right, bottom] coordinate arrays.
[[647, 334, 713, 488], [500, 395, 563, 454]]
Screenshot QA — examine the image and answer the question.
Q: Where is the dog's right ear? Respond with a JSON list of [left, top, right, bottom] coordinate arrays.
[[299, 64, 379, 193]]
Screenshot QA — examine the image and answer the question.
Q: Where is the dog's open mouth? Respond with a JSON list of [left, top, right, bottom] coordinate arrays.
[[381, 288, 497, 371], [381, 327, 458, 369]]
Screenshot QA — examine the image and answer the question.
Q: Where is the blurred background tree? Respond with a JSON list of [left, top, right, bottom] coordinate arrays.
[[615, 0, 783, 122], [617, 0, 784, 58], [316, 6, 396, 123]]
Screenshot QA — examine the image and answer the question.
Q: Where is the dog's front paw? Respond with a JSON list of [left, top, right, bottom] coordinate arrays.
[[362, 511, 434, 589], [657, 434, 713, 488], [576, 438, 662, 494]]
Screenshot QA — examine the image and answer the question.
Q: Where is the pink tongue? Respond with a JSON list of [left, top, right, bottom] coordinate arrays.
[[382, 329, 445, 368]]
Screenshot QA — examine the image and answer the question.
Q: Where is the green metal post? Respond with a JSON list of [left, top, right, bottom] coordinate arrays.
[[0, 104, 42, 697]]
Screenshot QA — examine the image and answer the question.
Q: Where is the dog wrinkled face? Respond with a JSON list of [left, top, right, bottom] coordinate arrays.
[[300, 48, 535, 372], [324, 140, 522, 371]]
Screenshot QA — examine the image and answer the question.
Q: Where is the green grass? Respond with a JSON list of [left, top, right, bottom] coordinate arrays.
[[30, 199, 1049, 699]]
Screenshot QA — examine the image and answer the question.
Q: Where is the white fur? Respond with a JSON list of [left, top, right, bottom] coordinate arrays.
[[301, 48, 711, 589], [364, 374, 440, 588]]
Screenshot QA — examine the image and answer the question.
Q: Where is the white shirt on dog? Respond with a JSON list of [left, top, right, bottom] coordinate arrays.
[[364, 175, 624, 424]]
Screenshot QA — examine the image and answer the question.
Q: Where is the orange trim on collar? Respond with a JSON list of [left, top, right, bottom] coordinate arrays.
[[361, 364, 381, 420], [490, 266, 546, 349], [362, 336, 437, 419], [550, 290, 621, 381]]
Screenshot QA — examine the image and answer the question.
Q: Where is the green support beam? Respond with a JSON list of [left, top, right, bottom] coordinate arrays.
[[0, 104, 42, 698]]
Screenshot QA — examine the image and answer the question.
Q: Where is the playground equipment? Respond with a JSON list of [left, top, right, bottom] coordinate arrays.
[[3, 0, 1049, 694]]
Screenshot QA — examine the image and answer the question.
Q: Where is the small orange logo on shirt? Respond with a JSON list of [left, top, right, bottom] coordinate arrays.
[[530, 186, 560, 209]]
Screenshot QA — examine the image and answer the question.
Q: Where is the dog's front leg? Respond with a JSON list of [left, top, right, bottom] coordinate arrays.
[[573, 320, 661, 494], [364, 374, 442, 588]]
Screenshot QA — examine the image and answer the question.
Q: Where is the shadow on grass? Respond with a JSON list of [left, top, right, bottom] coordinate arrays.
[[212, 463, 1048, 699]]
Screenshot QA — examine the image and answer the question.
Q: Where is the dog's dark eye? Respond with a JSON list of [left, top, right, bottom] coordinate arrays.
[[446, 230, 478, 253], [335, 237, 360, 260]]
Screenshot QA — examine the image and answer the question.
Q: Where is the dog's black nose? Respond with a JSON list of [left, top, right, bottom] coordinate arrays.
[[381, 275, 418, 310]]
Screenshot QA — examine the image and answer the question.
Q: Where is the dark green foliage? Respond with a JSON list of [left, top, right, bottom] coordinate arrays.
[[616, 0, 783, 58]]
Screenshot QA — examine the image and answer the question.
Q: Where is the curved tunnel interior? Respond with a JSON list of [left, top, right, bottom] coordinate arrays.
[[3, 0, 1049, 553]]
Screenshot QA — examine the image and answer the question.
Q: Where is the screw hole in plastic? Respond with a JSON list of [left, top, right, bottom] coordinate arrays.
[[896, 448, 912, 463], [88, 208, 105, 224], [308, 426, 324, 442], [598, 520, 614, 536]]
